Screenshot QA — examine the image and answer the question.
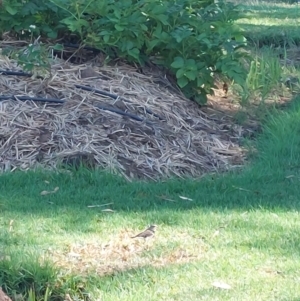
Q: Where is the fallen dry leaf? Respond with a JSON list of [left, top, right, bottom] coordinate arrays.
[[212, 281, 232, 290], [259, 268, 283, 277], [101, 209, 115, 213], [212, 230, 220, 238], [8, 220, 14, 232], [65, 293, 74, 301], [285, 175, 295, 179], [179, 195, 193, 201], [232, 185, 252, 192], [40, 187, 59, 195], [40, 191, 50, 196], [87, 202, 114, 208]]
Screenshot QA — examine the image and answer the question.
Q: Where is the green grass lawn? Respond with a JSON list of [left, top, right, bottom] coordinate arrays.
[[228, 0, 300, 103], [1, 98, 300, 300], [233, 0, 300, 45], [1, 1, 300, 300]]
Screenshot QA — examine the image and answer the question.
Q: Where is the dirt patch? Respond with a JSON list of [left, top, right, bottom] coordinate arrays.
[[0, 41, 257, 180]]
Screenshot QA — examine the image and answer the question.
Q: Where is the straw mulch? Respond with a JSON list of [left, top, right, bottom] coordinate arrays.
[[0, 52, 248, 180], [0, 288, 12, 301]]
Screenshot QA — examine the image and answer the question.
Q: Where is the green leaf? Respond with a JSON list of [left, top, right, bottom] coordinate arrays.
[[104, 35, 110, 43], [185, 70, 197, 81], [186, 59, 197, 70], [159, 32, 170, 43], [171, 57, 185, 69], [47, 31, 58, 38], [126, 41, 134, 51], [78, 19, 89, 27], [52, 44, 64, 51], [151, 5, 166, 15], [5, 6, 18, 15], [156, 14, 169, 26], [234, 33, 246, 43], [197, 62, 206, 69], [140, 24, 148, 31], [194, 93, 207, 105], [227, 72, 245, 85], [171, 26, 192, 43], [114, 9, 121, 19], [61, 17, 79, 31], [153, 23, 162, 38], [176, 68, 185, 79], [147, 39, 160, 51], [114, 24, 124, 31], [107, 17, 119, 23], [128, 47, 140, 59], [100, 31, 110, 36], [197, 77, 205, 87], [177, 77, 189, 88]]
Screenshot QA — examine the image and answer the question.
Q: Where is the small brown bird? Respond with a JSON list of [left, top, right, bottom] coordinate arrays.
[[131, 225, 157, 239], [223, 82, 229, 96]]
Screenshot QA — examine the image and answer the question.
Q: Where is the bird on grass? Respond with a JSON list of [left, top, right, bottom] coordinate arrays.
[[131, 225, 157, 239]]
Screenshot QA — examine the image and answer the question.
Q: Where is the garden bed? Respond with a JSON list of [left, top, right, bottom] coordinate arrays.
[[0, 41, 251, 180]]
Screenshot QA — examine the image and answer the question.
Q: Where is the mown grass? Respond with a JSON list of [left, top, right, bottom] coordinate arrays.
[[1, 1, 300, 300], [232, 0, 300, 46], [1, 97, 300, 300], [228, 0, 300, 104]]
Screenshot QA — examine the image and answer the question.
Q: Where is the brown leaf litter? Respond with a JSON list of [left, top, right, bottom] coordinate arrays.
[[0, 47, 250, 180]]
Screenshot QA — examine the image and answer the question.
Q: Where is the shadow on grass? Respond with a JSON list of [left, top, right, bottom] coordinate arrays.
[[239, 24, 300, 46], [240, 5, 300, 19], [237, 3, 300, 45]]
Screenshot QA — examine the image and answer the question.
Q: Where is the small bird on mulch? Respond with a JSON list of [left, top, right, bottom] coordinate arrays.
[[223, 82, 229, 97], [131, 225, 157, 239]]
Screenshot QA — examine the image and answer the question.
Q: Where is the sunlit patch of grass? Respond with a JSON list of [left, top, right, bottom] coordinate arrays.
[[228, 0, 300, 106], [233, 0, 300, 44]]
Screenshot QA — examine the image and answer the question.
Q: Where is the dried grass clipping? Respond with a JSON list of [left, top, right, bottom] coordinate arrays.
[[0, 53, 246, 180]]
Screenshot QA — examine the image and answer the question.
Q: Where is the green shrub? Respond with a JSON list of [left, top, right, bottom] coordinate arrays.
[[0, 0, 249, 104], [0, 0, 67, 38], [56, 0, 248, 103]]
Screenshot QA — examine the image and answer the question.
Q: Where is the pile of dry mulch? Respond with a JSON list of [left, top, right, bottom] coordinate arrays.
[[0, 42, 249, 180]]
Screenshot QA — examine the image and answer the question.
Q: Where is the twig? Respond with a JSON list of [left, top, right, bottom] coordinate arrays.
[[75, 84, 165, 120], [0, 95, 64, 104], [87, 202, 114, 208], [157, 195, 177, 202], [95, 104, 146, 123]]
